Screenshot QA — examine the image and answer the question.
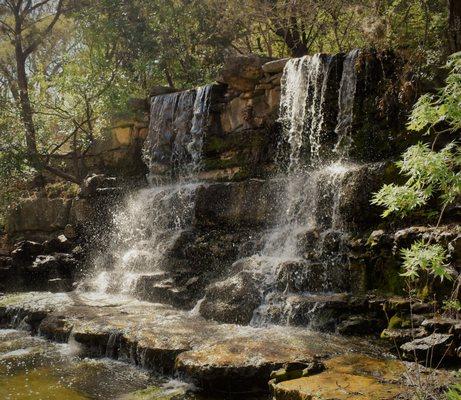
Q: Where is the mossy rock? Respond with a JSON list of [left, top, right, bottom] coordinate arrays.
[[120, 386, 187, 400], [386, 314, 411, 330]]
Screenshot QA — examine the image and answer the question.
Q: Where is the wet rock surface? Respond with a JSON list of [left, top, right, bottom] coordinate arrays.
[[271, 353, 452, 400], [3, 237, 82, 294], [0, 292, 392, 394], [199, 270, 263, 324]]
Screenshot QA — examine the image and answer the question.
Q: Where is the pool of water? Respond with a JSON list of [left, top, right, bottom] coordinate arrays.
[[0, 329, 263, 400]]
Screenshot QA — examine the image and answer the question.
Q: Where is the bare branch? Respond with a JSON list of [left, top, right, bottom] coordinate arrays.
[[23, 0, 64, 58]]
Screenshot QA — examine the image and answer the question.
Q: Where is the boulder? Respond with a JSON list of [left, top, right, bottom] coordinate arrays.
[[6, 198, 72, 239], [380, 327, 427, 344], [271, 354, 411, 400], [421, 317, 461, 334], [400, 333, 456, 362], [262, 58, 289, 74], [38, 315, 73, 342], [19, 252, 78, 291], [218, 54, 270, 92], [269, 360, 325, 384], [43, 234, 73, 253], [11, 241, 44, 265], [199, 271, 262, 324], [336, 315, 385, 335], [194, 180, 279, 227], [276, 261, 326, 293], [175, 336, 320, 392], [79, 174, 118, 198]]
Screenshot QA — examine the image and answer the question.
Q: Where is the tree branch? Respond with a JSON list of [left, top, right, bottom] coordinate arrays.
[[24, 0, 64, 58]]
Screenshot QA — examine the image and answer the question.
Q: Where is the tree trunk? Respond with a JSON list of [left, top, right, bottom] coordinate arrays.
[[164, 67, 175, 89], [448, 0, 461, 53], [274, 26, 309, 57], [14, 39, 40, 169]]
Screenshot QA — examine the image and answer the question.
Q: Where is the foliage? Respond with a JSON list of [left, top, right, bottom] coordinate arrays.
[[443, 299, 461, 313], [446, 384, 461, 400], [372, 54, 461, 222], [409, 52, 461, 132], [400, 241, 452, 282], [373, 53, 461, 304], [372, 142, 461, 217], [0, 0, 455, 222]]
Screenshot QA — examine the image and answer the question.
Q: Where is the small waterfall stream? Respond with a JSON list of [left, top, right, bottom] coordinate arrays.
[[335, 49, 360, 157], [84, 51, 362, 327], [247, 50, 362, 326], [85, 85, 213, 296], [88, 183, 199, 294]]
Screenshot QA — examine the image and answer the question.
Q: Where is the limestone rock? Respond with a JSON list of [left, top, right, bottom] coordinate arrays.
[[400, 333, 455, 361], [194, 180, 278, 227], [149, 85, 177, 97], [218, 54, 270, 92], [422, 317, 461, 334], [262, 58, 289, 74], [6, 198, 72, 239], [0, 292, 420, 394], [43, 234, 73, 253], [79, 174, 118, 198], [271, 354, 410, 400], [336, 315, 385, 336], [11, 241, 44, 264], [380, 327, 427, 344], [175, 337, 320, 392], [199, 270, 262, 324]]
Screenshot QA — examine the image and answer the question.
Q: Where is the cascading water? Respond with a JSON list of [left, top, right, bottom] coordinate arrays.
[[84, 85, 213, 296], [246, 50, 362, 326], [173, 85, 213, 178], [335, 49, 360, 158], [87, 183, 199, 294], [278, 54, 335, 169]]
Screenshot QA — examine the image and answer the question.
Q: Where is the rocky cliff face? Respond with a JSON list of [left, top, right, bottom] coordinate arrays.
[[80, 50, 421, 325], [3, 51, 460, 355]]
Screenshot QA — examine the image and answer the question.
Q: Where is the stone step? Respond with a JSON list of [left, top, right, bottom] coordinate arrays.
[[270, 353, 452, 400], [134, 274, 201, 309], [275, 260, 349, 293], [258, 292, 372, 331], [0, 291, 395, 394]]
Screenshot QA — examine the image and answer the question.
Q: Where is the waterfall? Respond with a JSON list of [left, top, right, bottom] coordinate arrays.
[[144, 85, 213, 182], [84, 86, 214, 296], [247, 51, 361, 326], [187, 85, 213, 173], [173, 85, 213, 178], [278, 54, 334, 170], [335, 49, 360, 158], [86, 183, 199, 295]]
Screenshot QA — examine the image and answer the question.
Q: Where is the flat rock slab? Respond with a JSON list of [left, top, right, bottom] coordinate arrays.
[[1, 292, 390, 393], [175, 329, 347, 391], [271, 353, 453, 400]]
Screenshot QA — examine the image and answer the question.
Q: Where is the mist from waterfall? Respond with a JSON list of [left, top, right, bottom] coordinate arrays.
[[84, 86, 213, 296]]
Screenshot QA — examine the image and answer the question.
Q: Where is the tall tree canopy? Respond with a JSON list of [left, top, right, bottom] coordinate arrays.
[[0, 0, 455, 209]]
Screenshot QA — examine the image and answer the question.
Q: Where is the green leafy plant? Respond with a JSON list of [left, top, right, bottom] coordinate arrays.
[[443, 299, 461, 313], [400, 241, 452, 282], [446, 384, 461, 400], [373, 54, 461, 295], [372, 142, 461, 219]]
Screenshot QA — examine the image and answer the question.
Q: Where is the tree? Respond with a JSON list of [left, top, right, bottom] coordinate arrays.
[[448, 0, 461, 52], [0, 1, 136, 184], [0, 0, 79, 181]]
